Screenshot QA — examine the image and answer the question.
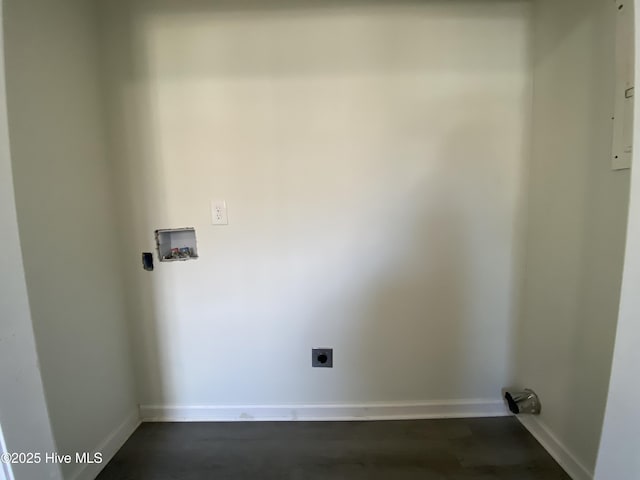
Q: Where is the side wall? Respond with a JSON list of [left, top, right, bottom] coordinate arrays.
[[515, 0, 630, 477], [0, 2, 61, 479], [3, 1, 139, 478], [101, 0, 533, 416], [595, 2, 640, 477]]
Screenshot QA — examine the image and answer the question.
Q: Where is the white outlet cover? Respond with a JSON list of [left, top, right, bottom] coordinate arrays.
[[211, 200, 228, 225]]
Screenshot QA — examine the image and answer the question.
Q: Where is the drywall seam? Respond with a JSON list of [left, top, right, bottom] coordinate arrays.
[[517, 415, 592, 480], [69, 410, 140, 480], [140, 400, 509, 422]]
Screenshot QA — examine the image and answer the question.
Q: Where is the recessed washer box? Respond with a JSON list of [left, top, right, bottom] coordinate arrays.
[[155, 228, 198, 262]]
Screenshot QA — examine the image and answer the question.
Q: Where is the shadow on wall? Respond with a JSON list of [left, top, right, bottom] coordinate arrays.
[[99, 2, 170, 405], [99, 0, 531, 408], [344, 123, 515, 402]]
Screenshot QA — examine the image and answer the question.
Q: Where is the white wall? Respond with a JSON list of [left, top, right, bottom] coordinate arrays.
[[514, 0, 630, 477], [3, 0, 138, 478], [100, 0, 532, 414], [0, 3, 61, 479], [595, 2, 640, 477]]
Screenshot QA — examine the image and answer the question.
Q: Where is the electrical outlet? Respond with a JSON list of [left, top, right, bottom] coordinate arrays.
[[312, 348, 333, 368], [211, 200, 228, 225]]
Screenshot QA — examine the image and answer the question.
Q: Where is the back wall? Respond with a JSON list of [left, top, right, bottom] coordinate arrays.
[[100, 0, 532, 415]]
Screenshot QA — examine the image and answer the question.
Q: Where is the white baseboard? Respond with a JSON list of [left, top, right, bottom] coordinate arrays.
[[71, 409, 140, 480], [516, 415, 593, 480], [140, 399, 508, 422]]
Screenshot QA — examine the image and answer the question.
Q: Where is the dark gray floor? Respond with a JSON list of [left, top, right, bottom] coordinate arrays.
[[97, 417, 570, 479]]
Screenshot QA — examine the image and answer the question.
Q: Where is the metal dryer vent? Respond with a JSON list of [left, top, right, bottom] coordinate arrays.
[[504, 388, 541, 415]]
